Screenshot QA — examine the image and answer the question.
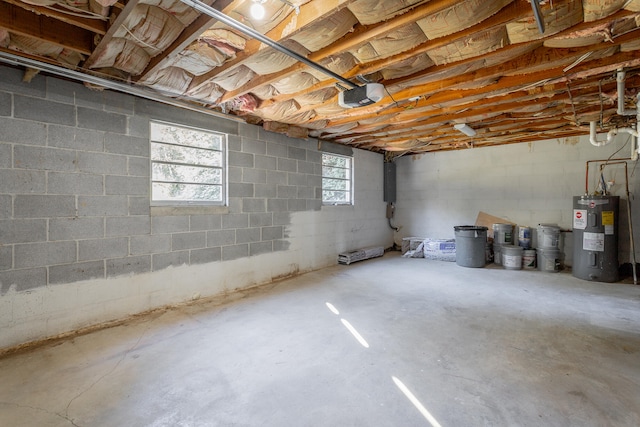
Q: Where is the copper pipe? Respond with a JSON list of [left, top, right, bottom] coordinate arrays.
[[598, 161, 637, 284], [584, 157, 631, 194]]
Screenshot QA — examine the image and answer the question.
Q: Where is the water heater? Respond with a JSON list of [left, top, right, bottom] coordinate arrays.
[[572, 195, 619, 282]]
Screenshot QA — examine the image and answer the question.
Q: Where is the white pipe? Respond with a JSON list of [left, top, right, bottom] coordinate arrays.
[[635, 93, 640, 161], [589, 121, 615, 146], [616, 70, 636, 116], [608, 127, 639, 139]]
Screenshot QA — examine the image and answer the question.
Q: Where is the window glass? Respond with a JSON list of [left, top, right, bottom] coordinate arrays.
[[150, 121, 226, 205], [322, 153, 353, 205]]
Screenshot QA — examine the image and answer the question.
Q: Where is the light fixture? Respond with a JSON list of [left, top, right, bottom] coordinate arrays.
[[250, 0, 266, 19], [454, 123, 477, 137]]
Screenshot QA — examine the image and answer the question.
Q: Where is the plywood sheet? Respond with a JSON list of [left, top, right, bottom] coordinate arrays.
[[475, 211, 516, 238]]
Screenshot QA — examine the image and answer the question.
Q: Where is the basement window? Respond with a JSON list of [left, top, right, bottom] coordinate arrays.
[[322, 153, 353, 205], [150, 121, 226, 206]]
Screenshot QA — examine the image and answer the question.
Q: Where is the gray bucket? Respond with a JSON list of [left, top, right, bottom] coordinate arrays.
[[538, 247, 561, 272], [537, 224, 560, 248], [501, 245, 523, 270], [493, 223, 514, 245], [454, 226, 488, 268]]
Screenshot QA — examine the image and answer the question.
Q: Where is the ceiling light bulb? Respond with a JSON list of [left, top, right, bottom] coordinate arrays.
[[250, 2, 265, 19]]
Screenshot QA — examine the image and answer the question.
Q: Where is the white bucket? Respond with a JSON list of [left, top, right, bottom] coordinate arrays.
[[537, 248, 561, 272], [518, 226, 531, 249], [501, 245, 523, 270], [522, 249, 536, 270], [493, 223, 514, 245], [537, 224, 560, 248]]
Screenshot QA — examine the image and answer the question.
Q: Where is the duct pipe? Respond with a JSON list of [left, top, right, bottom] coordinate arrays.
[[616, 70, 636, 116], [178, 0, 358, 89]]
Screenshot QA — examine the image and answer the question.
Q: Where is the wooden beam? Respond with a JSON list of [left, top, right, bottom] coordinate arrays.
[[82, 0, 140, 69], [0, 2, 93, 55], [267, 9, 636, 112], [188, 0, 361, 93], [3, 0, 107, 35], [329, 79, 631, 146], [227, 0, 530, 105], [136, 0, 236, 81], [333, 74, 628, 139], [316, 28, 640, 127]]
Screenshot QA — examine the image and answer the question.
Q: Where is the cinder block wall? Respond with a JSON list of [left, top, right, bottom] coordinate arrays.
[[0, 65, 391, 349], [395, 137, 640, 266]]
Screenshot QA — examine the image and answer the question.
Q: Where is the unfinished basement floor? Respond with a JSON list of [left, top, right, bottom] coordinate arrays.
[[1, 253, 639, 426]]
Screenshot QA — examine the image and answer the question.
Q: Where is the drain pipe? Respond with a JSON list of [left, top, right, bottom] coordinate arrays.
[[589, 121, 615, 146], [616, 70, 636, 116], [592, 70, 639, 149], [634, 92, 640, 161]]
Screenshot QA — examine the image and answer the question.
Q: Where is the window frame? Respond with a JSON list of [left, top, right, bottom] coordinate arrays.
[[149, 120, 227, 207], [321, 153, 354, 206]]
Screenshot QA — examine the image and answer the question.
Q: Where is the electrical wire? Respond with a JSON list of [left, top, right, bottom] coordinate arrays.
[[384, 86, 399, 107], [565, 80, 578, 126], [45, 3, 108, 20], [598, 79, 604, 127], [605, 133, 630, 163]]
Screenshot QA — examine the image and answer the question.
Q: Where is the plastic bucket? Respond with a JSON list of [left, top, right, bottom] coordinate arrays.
[[454, 226, 488, 268], [493, 223, 514, 245], [523, 249, 536, 270], [502, 245, 523, 270], [537, 248, 561, 272], [537, 224, 560, 248], [518, 226, 531, 249]]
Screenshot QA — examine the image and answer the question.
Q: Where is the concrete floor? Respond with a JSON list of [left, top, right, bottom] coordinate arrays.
[[1, 253, 640, 426]]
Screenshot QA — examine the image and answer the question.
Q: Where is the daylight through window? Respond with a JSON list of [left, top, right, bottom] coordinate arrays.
[[150, 121, 226, 205], [322, 153, 353, 205]]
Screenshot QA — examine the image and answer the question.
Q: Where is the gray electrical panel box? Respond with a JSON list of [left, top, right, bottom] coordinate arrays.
[[384, 162, 396, 203]]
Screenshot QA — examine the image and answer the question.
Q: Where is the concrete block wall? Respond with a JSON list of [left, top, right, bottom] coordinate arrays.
[[0, 65, 391, 349], [395, 136, 640, 266]]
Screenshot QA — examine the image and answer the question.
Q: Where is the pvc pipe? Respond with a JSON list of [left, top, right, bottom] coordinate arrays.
[[589, 121, 615, 146], [608, 127, 639, 139], [616, 70, 636, 116], [635, 93, 640, 161]]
